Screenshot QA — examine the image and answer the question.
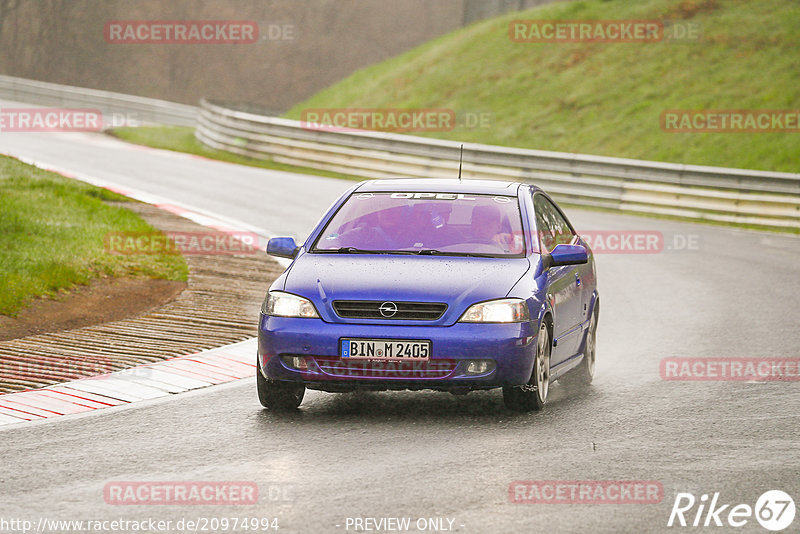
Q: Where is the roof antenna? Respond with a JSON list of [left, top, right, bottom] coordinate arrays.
[[457, 144, 464, 183]]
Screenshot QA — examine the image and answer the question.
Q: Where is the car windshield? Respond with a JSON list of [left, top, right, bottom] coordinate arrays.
[[312, 192, 526, 257]]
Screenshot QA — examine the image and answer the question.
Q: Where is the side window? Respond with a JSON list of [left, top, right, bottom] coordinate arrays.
[[533, 194, 575, 253], [534, 195, 556, 252]]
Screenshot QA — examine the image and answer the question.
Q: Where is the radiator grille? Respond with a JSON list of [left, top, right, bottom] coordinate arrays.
[[332, 300, 447, 321]]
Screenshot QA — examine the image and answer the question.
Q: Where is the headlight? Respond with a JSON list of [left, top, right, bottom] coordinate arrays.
[[458, 298, 530, 323], [261, 291, 319, 318]]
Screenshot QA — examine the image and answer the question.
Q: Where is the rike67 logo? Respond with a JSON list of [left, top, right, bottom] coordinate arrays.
[[668, 490, 795, 531]]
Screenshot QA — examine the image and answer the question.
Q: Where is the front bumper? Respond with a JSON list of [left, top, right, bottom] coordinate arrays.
[[258, 315, 537, 391]]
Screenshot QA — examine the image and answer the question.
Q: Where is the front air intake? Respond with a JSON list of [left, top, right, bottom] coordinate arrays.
[[332, 301, 447, 321]]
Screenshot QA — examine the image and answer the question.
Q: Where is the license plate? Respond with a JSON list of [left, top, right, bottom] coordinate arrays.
[[341, 339, 430, 361]]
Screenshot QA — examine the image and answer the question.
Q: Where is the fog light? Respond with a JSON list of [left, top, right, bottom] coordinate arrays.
[[282, 355, 308, 371], [465, 360, 494, 375]]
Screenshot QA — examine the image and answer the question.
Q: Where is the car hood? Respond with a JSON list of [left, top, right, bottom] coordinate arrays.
[[282, 253, 531, 325]]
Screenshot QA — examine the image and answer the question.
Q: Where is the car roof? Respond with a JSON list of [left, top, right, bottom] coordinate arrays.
[[355, 178, 529, 196]]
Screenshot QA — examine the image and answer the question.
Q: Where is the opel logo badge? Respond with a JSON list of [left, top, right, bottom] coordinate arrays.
[[379, 301, 398, 317]]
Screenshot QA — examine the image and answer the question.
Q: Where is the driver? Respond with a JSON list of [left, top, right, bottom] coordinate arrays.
[[470, 205, 503, 244]]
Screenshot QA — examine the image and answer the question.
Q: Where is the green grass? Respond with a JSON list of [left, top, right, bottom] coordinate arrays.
[[0, 156, 188, 316], [286, 0, 800, 173], [108, 126, 359, 181]]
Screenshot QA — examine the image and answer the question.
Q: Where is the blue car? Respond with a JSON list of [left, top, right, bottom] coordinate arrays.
[[257, 179, 598, 411]]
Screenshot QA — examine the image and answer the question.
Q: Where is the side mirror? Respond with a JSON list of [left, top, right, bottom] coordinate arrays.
[[546, 244, 588, 268], [267, 237, 300, 259]]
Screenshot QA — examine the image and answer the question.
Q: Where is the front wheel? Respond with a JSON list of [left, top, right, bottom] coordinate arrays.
[[257, 358, 305, 410], [503, 321, 550, 412]]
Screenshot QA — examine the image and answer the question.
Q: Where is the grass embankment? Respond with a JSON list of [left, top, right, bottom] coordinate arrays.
[[106, 0, 798, 234], [0, 156, 187, 316], [286, 0, 800, 173]]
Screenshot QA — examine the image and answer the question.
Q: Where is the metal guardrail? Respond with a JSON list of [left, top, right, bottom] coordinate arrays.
[[0, 75, 197, 126], [196, 99, 800, 229], [1, 75, 795, 230]]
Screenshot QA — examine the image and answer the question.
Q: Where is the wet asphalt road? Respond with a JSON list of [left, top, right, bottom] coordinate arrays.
[[1, 116, 799, 533]]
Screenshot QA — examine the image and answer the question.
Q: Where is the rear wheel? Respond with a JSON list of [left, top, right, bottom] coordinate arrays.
[[257, 357, 305, 410], [562, 306, 597, 387], [503, 321, 550, 412]]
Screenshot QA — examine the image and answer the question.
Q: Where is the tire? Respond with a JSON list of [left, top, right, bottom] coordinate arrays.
[[562, 305, 597, 387], [503, 320, 551, 412], [257, 357, 305, 410]]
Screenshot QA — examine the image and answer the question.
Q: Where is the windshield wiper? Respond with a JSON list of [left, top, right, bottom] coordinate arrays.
[[414, 249, 496, 258], [325, 247, 496, 257], [336, 247, 373, 254], [334, 247, 416, 255]]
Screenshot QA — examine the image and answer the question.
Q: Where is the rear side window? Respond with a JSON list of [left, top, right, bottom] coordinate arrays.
[[533, 194, 575, 253]]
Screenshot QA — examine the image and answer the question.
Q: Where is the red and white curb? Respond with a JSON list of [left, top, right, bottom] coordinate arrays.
[[0, 338, 257, 426]]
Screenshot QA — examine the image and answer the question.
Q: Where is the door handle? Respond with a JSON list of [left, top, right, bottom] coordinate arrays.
[[575, 273, 581, 287]]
